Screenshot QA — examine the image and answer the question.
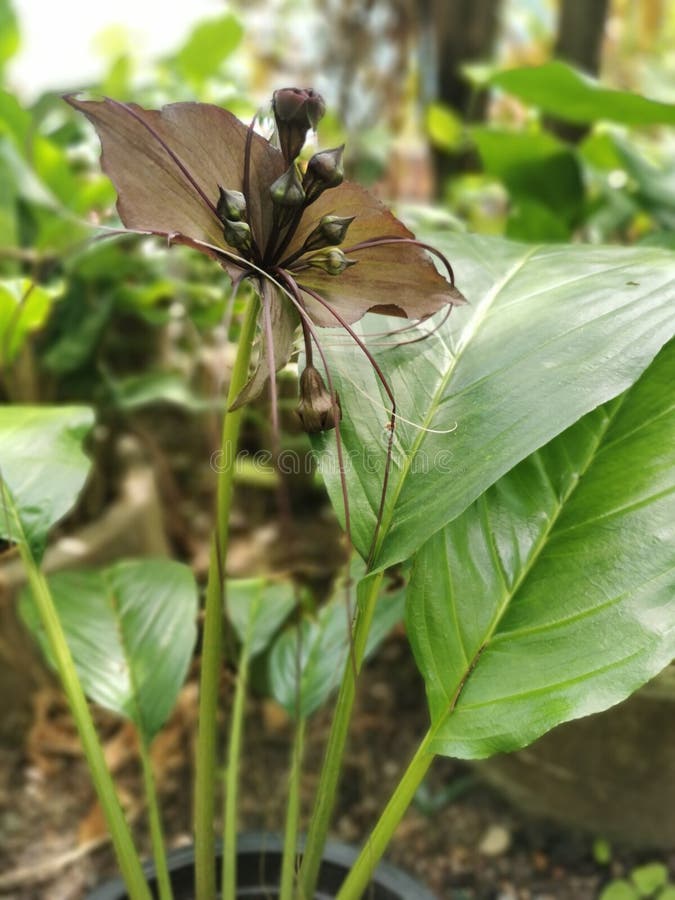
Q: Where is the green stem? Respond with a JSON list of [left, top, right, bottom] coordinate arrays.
[[22, 557, 151, 900], [138, 737, 173, 900], [280, 718, 306, 900], [194, 294, 260, 900], [335, 731, 435, 900], [221, 637, 251, 900], [297, 571, 384, 899]]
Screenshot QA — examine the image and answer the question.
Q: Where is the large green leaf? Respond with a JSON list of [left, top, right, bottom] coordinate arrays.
[[20, 559, 198, 741], [490, 61, 675, 126], [0, 278, 62, 366], [0, 406, 94, 560], [176, 13, 243, 83], [406, 341, 675, 759], [269, 563, 406, 719], [311, 232, 675, 570]]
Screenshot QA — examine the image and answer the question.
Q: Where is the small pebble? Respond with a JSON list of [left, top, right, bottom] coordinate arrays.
[[479, 823, 512, 857]]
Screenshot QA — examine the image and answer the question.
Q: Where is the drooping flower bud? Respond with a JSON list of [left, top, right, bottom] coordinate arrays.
[[272, 87, 326, 164], [305, 248, 357, 276], [302, 215, 355, 253], [296, 364, 341, 433], [222, 218, 252, 253], [303, 145, 344, 202], [270, 164, 306, 209], [216, 187, 247, 222]]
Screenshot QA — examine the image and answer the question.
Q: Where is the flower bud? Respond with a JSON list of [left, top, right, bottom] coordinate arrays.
[[222, 218, 252, 253], [303, 145, 344, 202], [216, 187, 247, 222], [296, 365, 341, 433], [270, 164, 306, 209], [272, 87, 326, 164], [302, 215, 355, 253], [305, 248, 357, 276]]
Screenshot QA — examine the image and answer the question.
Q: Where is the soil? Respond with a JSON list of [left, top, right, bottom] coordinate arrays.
[[1, 446, 673, 900]]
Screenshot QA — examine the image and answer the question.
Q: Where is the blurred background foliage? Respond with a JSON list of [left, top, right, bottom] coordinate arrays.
[[1, 0, 675, 417]]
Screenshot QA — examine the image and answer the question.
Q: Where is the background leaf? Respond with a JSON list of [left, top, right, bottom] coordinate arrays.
[[269, 564, 406, 719], [0, 405, 94, 560], [227, 577, 296, 659], [490, 61, 675, 126], [20, 559, 198, 741], [176, 13, 243, 84], [406, 342, 675, 759], [312, 231, 675, 570]]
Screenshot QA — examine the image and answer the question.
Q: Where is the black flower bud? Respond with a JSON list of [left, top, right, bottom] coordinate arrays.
[[270, 164, 306, 209], [302, 215, 355, 253], [296, 365, 341, 433], [305, 248, 357, 276], [273, 87, 326, 164], [303, 145, 344, 202], [222, 218, 252, 253], [217, 187, 247, 222]]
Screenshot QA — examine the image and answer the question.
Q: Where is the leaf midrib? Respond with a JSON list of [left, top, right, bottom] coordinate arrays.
[[371, 245, 540, 568]]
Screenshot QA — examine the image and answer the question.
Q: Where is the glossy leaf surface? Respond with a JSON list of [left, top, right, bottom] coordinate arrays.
[[227, 577, 296, 659], [20, 559, 198, 741], [312, 232, 675, 569], [406, 342, 675, 758]]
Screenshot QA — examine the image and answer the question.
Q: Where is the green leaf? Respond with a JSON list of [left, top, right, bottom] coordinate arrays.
[[632, 863, 668, 896], [490, 61, 675, 126], [227, 578, 296, 659], [658, 887, 675, 900], [0, 406, 94, 560], [111, 372, 206, 412], [0, 278, 62, 366], [471, 127, 584, 233], [426, 103, 463, 152], [0, 0, 19, 72], [313, 231, 675, 570], [269, 563, 406, 718], [406, 342, 675, 759], [20, 560, 198, 741], [599, 882, 638, 900], [176, 13, 243, 83]]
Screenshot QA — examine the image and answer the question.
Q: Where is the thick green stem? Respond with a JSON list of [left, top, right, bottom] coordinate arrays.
[[280, 718, 306, 900], [194, 294, 260, 900], [22, 556, 151, 900], [335, 732, 435, 900], [139, 737, 173, 900], [297, 571, 384, 899], [221, 639, 251, 900]]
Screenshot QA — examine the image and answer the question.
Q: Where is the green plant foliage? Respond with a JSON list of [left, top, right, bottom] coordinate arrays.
[[0, 278, 62, 366], [176, 13, 244, 85], [631, 863, 669, 895], [227, 578, 296, 659], [0, 405, 94, 559], [269, 564, 406, 718], [426, 102, 463, 152], [471, 127, 584, 240], [405, 341, 675, 758], [313, 231, 675, 570], [600, 883, 638, 900], [20, 559, 198, 741], [0, 0, 19, 74], [490, 61, 675, 125]]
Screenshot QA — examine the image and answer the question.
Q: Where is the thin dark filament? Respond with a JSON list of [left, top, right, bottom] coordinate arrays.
[[297, 283, 396, 569], [107, 99, 220, 220], [363, 302, 454, 349]]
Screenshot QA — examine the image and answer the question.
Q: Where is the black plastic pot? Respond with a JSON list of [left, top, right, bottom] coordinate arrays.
[[89, 833, 437, 899]]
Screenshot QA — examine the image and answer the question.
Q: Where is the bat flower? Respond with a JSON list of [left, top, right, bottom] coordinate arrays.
[[66, 89, 465, 428]]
